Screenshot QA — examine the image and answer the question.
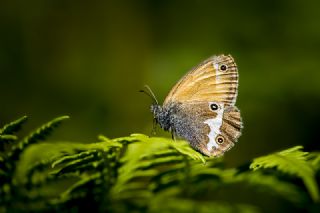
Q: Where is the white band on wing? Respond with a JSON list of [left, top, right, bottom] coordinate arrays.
[[204, 102, 224, 152]]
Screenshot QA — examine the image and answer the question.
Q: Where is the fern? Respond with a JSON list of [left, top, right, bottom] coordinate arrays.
[[0, 116, 27, 152], [250, 146, 319, 202], [1, 116, 320, 212], [308, 152, 320, 170], [148, 188, 260, 213], [0, 135, 18, 142], [0, 116, 70, 211], [0, 115, 28, 135], [233, 171, 306, 204], [0, 135, 17, 152], [8, 115, 70, 160]]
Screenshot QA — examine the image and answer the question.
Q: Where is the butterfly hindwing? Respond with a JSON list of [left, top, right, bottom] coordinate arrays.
[[168, 101, 242, 157]]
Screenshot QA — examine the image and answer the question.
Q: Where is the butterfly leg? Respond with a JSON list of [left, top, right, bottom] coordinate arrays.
[[171, 128, 177, 141], [151, 118, 157, 135]]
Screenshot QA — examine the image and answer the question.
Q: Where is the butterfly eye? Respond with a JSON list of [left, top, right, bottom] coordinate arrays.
[[216, 135, 224, 144], [210, 103, 218, 111], [220, 64, 228, 71]]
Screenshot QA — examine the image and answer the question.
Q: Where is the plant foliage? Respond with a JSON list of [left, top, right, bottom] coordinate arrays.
[[0, 116, 319, 212], [250, 146, 318, 202]]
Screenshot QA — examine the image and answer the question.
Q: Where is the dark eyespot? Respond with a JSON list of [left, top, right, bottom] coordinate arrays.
[[216, 135, 224, 144], [210, 103, 218, 111], [220, 64, 227, 71]]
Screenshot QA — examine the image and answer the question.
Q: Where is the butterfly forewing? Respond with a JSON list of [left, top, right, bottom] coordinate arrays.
[[164, 55, 238, 106]]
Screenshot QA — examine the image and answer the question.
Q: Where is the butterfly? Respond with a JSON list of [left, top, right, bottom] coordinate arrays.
[[142, 54, 243, 157]]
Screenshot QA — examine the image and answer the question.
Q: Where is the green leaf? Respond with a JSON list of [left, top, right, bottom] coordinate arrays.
[[0, 135, 18, 153], [307, 152, 320, 169], [52, 152, 100, 176], [250, 146, 319, 202], [149, 188, 260, 213], [234, 171, 306, 204], [0, 135, 18, 142], [0, 115, 28, 135], [51, 149, 100, 168], [51, 173, 102, 204], [3, 114, 318, 212], [8, 116, 70, 160], [0, 135, 18, 151]]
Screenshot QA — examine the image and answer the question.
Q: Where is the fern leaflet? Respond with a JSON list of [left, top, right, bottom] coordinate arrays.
[[250, 146, 319, 201]]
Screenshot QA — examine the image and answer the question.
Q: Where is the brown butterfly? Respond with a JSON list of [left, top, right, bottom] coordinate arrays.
[[143, 54, 243, 157]]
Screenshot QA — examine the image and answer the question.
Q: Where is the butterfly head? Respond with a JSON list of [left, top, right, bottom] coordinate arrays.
[[150, 104, 162, 117], [140, 85, 174, 132]]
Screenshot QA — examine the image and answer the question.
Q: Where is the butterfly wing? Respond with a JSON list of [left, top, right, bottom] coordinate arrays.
[[164, 54, 238, 106], [161, 54, 242, 156], [170, 101, 242, 157]]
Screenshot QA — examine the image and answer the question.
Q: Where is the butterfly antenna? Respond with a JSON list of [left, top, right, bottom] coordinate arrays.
[[139, 85, 159, 105]]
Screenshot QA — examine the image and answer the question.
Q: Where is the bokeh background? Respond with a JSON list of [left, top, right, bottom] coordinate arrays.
[[1, 0, 320, 166]]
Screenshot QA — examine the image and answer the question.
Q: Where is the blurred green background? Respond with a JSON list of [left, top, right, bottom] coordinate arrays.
[[1, 0, 320, 166]]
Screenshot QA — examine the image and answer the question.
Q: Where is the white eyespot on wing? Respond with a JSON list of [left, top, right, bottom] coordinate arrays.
[[204, 103, 224, 152]]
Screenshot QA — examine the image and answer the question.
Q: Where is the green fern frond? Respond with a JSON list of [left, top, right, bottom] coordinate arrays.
[[0, 115, 28, 135], [113, 133, 143, 145], [110, 134, 207, 203], [3, 114, 319, 212], [190, 166, 233, 182], [122, 134, 205, 163], [233, 171, 306, 204], [16, 140, 121, 184], [140, 149, 180, 160], [307, 152, 320, 169], [24, 160, 53, 186], [111, 134, 204, 195], [168, 140, 205, 163], [149, 188, 260, 213], [0, 135, 18, 143], [149, 198, 261, 213], [0, 135, 18, 152], [50, 172, 102, 205], [250, 146, 319, 202], [16, 143, 86, 182], [51, 149, 100, 168], [97, 134, 111, 142], [8, 116, 70, 160], [52, 152, 101, 176]]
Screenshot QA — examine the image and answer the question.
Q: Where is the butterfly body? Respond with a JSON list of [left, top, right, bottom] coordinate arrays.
[[150, 55, 243, 157]]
